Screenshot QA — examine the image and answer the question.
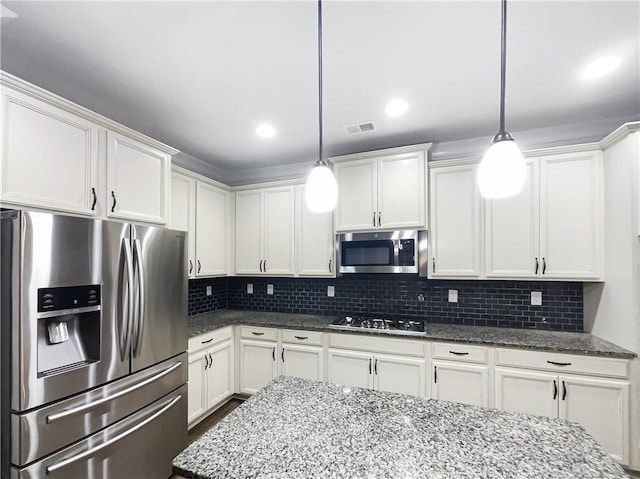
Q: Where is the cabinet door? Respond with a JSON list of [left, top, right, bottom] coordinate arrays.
[[374, 354, 426, 398], [106, 131, 170, 224], [206, 340, 234, 409], [559, 375, 629, 465], [239, 339, 278, 394], [281, 344, 324, 381], [263, 187, 295, 275], [296, 186, 335, 277], [1, 87, 99, 216], [334, 159, 377, 231], [327, 349, 373, 390], [377, 152, 426, 229], [187, 350, 208, 425], [539, 151, 603, 279], [485, 160, 539, 278], [196, 182, 229, 276], [170, 172, 196, 277], [494, 368, 558, 418], [429, 164, 482, 277], [235, 190, 263, 275], [432, 361, 489, 407]]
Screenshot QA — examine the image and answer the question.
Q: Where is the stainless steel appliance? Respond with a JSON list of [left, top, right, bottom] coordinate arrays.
[[328, 315, 426, 335], [336, 230, 428, 276], [1, 209, 188, 479]]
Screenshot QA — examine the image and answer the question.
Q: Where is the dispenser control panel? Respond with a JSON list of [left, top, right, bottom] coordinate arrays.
[[38, 285, 101, 312]]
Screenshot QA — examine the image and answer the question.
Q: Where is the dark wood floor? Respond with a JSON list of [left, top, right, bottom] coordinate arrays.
[[171, 397, 245, 479]]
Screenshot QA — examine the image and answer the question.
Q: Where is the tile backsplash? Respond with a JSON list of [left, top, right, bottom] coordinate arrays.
[[189, 276, 584, 331]]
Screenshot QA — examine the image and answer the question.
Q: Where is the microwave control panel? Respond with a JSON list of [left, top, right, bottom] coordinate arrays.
[[398, 239, 415, 266]]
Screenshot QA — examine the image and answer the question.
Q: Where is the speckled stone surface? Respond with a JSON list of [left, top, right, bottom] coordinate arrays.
[[187, 310, 635, 358], [173, 376, 628, 479]]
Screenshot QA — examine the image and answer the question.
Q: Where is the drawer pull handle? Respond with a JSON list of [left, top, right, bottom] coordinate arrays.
[[201, 338, 214, 344], [294, 336, 308, 340], [546, 360, 572, 367], [449, 351, 469, 356], [252, 332, 265, 336]]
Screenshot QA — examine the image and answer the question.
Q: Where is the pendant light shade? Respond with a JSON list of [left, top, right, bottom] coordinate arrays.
[[478, 0, 525, 199], [305, 0, 338, 213]]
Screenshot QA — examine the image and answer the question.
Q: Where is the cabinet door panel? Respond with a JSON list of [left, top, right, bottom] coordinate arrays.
[[374, 354, 426, 398], [377, 153, 426, 229], [334, 159, 377, 231], [296, 186, 334, 277], [432, 361, 488, 407], [170, 172, 196, 277], [485, 160, 539, 278], [1, 88, 99, 215], [196, 182, 229, 276], [327, 349, 373, 390], [495, 368, 557, 418], [106, 132, 170, 224], [540, 151, 602, 279], [235, 190, 263, 274], [429, 164, 482, 277], [559, 375, 629, 465], [264, 187, 295, 275], [207, 341, 234, 409], [239, 340, 278, 395], [281, 344, 324, 381], [187, 351, 207, 425]]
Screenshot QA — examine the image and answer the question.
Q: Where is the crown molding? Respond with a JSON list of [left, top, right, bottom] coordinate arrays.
[[329, 142, 433, 163], [599, 121, 640, 149]]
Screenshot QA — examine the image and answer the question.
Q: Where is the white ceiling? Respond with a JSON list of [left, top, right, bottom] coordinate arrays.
[[1, 1, 639, 184]]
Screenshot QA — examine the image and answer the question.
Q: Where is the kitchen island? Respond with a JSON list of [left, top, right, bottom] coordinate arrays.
[[173, 376, 627, 479]]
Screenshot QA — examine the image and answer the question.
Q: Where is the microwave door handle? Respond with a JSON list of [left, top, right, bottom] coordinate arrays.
[[121, 238, 134, 361], [132, 238, 146, 357]]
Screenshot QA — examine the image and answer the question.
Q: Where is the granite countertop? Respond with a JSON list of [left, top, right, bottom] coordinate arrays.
[[188, 309, 636, 358], [173, 376, 627, 479]]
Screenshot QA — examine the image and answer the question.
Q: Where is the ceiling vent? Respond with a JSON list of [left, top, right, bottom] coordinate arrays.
[[343, 121, 377, 135]]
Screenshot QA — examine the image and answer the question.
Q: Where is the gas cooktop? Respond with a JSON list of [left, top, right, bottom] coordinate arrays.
[[329, 315, 426, 335]]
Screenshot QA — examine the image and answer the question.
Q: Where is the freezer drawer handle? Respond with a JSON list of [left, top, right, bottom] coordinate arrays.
[[46, 361, 182, 424], [45, 394, 182, 475]]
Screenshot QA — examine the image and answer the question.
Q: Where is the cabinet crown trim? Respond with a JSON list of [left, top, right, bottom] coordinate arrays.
[[599, 121, 640, 149], [1, 70, 179, 156], [329, 143, 432, 163]]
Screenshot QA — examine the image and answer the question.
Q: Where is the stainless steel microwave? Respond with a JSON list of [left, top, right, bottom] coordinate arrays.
[[336, 230, 428, 276]]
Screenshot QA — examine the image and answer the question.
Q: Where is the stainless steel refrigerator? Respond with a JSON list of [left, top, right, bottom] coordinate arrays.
[[1, 209, 188, 479]]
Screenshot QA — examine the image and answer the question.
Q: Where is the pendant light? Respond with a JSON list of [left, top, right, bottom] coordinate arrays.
[[305, 0, 338, 213], [478, 0, 525, 199]]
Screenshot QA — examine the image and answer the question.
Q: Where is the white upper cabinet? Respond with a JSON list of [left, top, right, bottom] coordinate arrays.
[[485, 159, 539, 278], [0, 86, 100, 216], [333, 146, 429, 232], [295, 186, 335, 277], [106, 131, 170, 225], [539, 151, 603, 279], [170, 168, 231, 278], [235, 186, 295, 276], [429, 162, 482, 278]]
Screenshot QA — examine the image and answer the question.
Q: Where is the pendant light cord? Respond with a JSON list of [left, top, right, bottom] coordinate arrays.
[[499, 0, 507, 136], [317, 0, 324, 165]]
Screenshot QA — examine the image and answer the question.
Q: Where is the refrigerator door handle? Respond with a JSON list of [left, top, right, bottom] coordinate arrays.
[[121, 238, 135, 360], [46, 361, 182, 423], [45, 394, 182, 475], [132, 238, 146, 357]]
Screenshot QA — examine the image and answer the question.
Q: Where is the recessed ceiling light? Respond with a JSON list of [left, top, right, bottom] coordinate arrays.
[[385, 99, 409, 117], [582, 56, 621, 80], [255, 124, 276, 138]]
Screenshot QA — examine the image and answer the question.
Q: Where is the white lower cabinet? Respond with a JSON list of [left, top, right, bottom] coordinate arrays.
[[327, 349, 374, 389], [432, 361, 489, 407], [239, 339, 278, 394], [281, 343, 324, 381], [187, 328, 235, 427], [495, 366, 630, 465]]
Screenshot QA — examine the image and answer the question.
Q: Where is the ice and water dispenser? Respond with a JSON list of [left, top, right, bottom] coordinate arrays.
[[36, 285, 101, 377]]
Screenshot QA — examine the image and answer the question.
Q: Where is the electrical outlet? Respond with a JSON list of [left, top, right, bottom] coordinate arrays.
[[206, 286, 212, 296], [531, 291, 542, 306], [267, 284, 274, 295], [416, 294, 425, 302], [448, 289, 458, 303], [327, 286, 335, 297], [247, 283, 253, 294]]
